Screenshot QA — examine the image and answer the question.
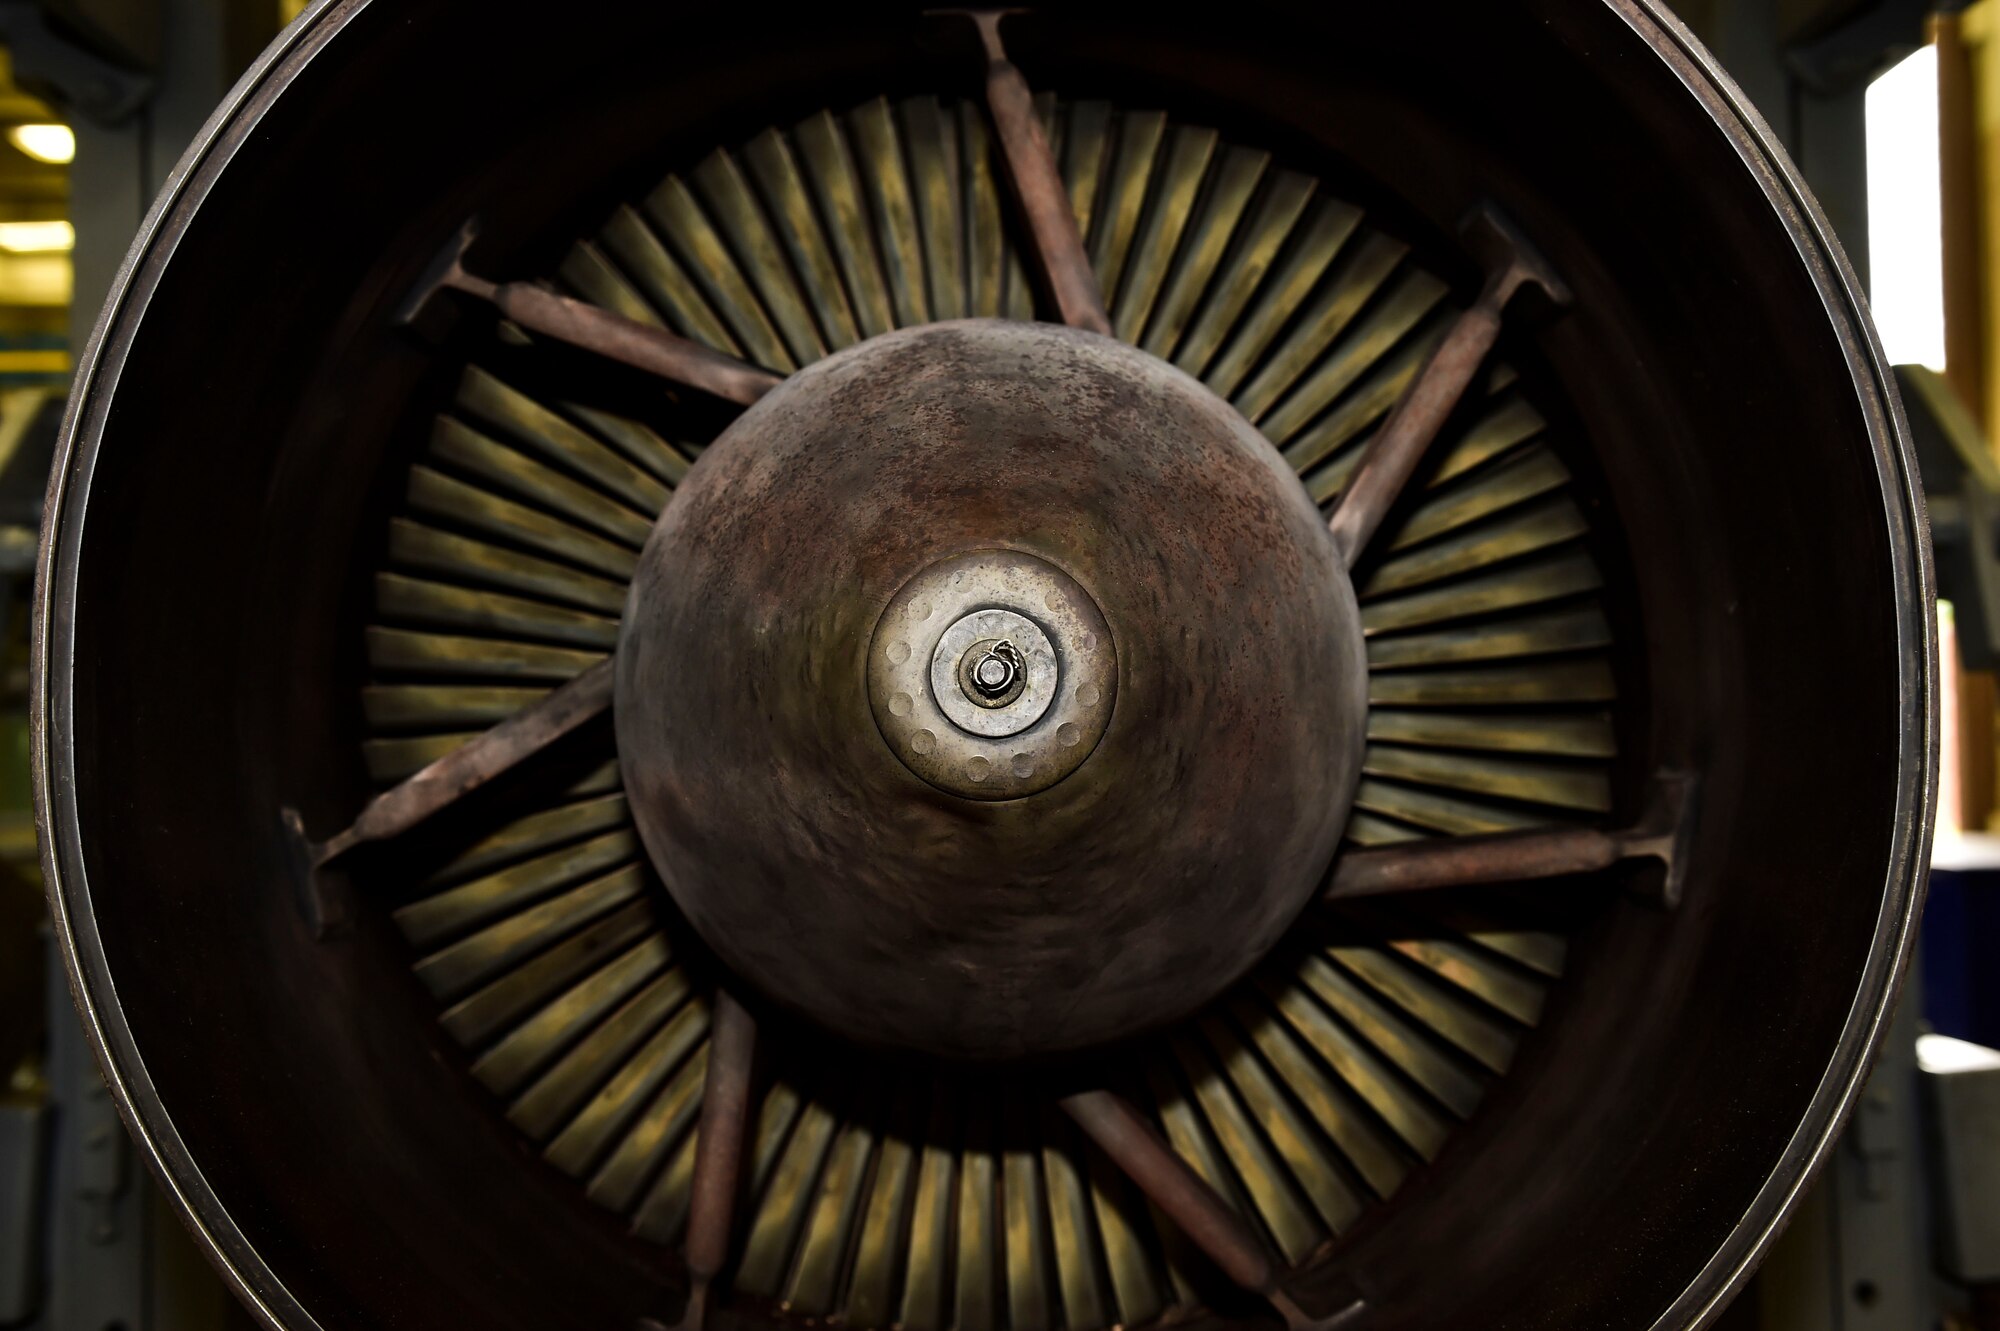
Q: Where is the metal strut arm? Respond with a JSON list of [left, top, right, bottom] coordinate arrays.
[[1326, 204, 1570, 569], [1062, 1089, 1365, 1331], [303, 656, 616, 872], [671, 990, 759, 1331], [1325, 773, 1696, 908], [400, 220, 784, 406], [941, 9, 1113, 334]]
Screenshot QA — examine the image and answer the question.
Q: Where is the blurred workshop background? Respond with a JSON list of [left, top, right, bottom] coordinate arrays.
[[0, 1, 1998, 1329]]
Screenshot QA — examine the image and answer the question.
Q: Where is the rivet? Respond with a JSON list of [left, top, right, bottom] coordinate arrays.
[[912, 729, 937, 755], [1058, 722, 1081, 747], [889, 692, 913, 717], [1011, 753, 1035, 779], [887, 640, 911, 665]]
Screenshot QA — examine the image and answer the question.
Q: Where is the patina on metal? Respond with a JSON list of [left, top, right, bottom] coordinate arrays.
[[938, 8, 1111, 334], [615, 318, 1367, 1060], [294, 654, 616, 872], [1326, 771, 1699, 907], [668, 991, 757, 1331], [1062, 1088, 1367, 1331], [401, 219, 783, 407], [1327, 205, 1571, 568]]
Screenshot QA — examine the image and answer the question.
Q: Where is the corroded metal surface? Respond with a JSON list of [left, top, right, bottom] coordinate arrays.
[[1326, 771, 1697, 905], [945, 9, 1112, 334], [403, 220, 785, 406], [670, 990, 757, 1331], [616, 319, 1367, 1059], [1326, 205, 1569, 568], [299, 655, 615, 870], [1060, 1088, 1362, 1329]]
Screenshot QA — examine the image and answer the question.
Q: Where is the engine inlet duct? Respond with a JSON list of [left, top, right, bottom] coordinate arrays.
[[35, 5, 1932, 1331]]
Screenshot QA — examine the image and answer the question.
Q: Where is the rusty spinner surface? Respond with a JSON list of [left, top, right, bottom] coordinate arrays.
[[616, 320, 1366, 1060]]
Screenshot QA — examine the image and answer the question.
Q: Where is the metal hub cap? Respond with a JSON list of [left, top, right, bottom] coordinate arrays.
[[872, 550, 1114, 797], [615, 319, 1368, 1059]]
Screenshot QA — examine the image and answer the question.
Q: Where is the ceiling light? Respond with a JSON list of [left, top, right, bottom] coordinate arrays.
[[0, 220, 74, 253], [7, 123, 74, 165]]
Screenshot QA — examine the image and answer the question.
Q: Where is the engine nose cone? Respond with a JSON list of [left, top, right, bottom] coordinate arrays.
[[615, 319, 1368, 1060]]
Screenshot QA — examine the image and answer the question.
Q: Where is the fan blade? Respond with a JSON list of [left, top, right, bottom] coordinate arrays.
[[944, 10, 1112, 334], [1326, 772, 1695, 907], [1326, 205, 1569, 568], [307, 656, 615, 870]]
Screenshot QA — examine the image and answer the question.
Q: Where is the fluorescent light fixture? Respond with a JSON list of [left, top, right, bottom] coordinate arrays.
[[6, 123, 73, 165], [1865, 45, 1947, 370], [0, 220, 73, 254], [1917, 1032, 2000, 1075], [0, 253, 72, 305]]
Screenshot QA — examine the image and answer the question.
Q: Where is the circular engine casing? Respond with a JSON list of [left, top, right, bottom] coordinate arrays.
[[34, 4, 1933, 1331]]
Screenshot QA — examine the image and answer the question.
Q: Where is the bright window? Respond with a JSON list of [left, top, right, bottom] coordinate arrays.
[[1866, 44, 1948, 370]]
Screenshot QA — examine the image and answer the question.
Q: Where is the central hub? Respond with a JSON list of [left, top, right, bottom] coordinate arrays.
[[615, 320, 1367, 1060], [870, 550, 1114, 798], [963, 640, 1022, 704]]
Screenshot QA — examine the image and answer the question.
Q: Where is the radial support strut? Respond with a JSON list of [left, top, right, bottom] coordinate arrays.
[[1327, 204, 1570, 569], [400, 220, 784, 406], [298, 656, 616, 874], [1062, 1090, 1365, 1331], [1326, 772, 1697, 908], [941, 9, 1113, 334], [671, 990, 759, 1331]]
